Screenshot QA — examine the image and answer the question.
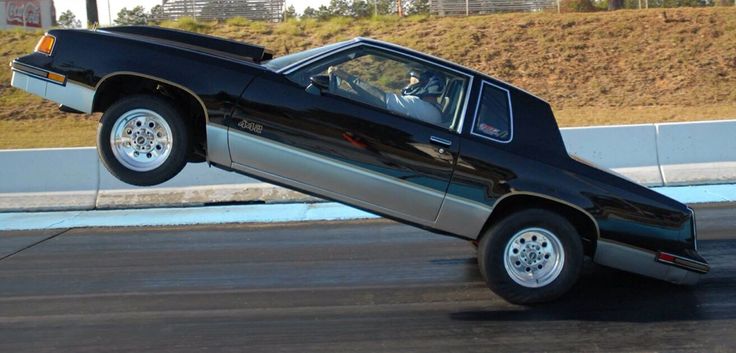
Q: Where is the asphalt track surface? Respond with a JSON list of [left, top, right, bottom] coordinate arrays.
[[0, 205, 734, 352]]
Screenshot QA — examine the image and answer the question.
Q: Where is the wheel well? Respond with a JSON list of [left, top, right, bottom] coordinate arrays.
[[480, 194, 598, 256], [93, 74, 207, 162]]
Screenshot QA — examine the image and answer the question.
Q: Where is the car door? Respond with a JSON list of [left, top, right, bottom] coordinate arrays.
[[228, 45, 472, 225]]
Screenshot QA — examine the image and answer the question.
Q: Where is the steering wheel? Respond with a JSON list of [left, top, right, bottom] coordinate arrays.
[[328, 70, 386, 108]]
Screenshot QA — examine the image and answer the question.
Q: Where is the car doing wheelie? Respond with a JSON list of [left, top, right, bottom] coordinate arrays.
[[10, 27, 709, 304]]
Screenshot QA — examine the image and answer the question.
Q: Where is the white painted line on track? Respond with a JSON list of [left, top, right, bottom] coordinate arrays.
[[0, 203, 378, 231], [0, 184, 733, 231]]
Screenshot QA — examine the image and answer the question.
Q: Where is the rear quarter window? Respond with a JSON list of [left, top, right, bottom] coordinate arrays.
[[471, 82, 513, 143]]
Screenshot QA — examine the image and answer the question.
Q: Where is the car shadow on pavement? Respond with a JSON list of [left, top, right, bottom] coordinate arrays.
[[451, 264, 732, 323]]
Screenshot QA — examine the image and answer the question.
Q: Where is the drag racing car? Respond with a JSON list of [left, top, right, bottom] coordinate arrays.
[[10, 26, 709, 304]]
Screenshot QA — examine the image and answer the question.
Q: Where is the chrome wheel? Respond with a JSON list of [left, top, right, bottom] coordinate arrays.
[[110, 109, 173, 172], [503, 227, 565, 288]]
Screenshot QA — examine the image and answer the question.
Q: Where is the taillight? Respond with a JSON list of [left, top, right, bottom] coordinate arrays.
[[34, 35, 56, 55], [656, 251, 710, 273]]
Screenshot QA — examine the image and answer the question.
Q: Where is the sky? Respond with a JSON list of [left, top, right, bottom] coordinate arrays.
[[53, 0, 330, 26]]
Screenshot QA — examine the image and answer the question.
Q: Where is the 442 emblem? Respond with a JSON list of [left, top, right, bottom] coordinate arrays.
[[237, 119, 263, 134]]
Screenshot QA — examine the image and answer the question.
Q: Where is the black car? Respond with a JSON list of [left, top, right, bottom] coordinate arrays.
[[10, 26, 709, 304]]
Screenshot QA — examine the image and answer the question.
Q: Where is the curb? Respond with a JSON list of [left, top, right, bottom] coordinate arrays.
[[0, 202, 379, 231], [0, 184, 734, 232]]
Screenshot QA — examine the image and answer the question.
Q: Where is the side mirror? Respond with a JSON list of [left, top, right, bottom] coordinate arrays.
[[310, 75, 330, 89], [306, 75, 330, 96]]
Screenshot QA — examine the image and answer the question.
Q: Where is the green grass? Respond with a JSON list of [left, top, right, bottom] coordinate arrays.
[[158, 17, 212, 33], [0, 116, 98, 149]]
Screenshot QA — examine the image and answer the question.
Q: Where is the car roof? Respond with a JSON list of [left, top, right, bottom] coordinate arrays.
[[275, 37, 548, 105], [352, 37, 548, 104]]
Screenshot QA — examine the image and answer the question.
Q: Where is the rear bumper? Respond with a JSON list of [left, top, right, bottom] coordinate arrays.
[[10, 60, 94, 114], [594, 239, 708, 285]]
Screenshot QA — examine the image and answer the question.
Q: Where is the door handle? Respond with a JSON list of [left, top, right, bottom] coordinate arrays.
[[429, 136, 452, 147]]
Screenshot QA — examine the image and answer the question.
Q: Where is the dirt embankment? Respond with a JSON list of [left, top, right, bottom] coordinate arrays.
[[2, 7, 734, 129]]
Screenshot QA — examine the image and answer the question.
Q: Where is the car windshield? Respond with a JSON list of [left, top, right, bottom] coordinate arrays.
[[262, 41, 351, 71]]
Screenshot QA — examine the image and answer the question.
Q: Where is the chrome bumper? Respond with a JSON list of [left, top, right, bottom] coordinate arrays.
[[594, 239, 706, 285]]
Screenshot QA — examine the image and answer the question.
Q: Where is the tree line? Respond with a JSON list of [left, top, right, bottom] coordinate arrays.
[[58, 0, 430, 28], [56, 0, 732, 28]]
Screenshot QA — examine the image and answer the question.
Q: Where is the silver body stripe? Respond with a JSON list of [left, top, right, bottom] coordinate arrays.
[[227, 127, 447, 224], [206, 123, 231, 166], [434, 194, 493, 238], [11, 71, 94, 114], [594, 240, 701, 285]]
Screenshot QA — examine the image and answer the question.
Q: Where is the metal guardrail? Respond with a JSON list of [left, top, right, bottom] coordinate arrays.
[[154, 0, 285, 22], [429, 0, 557, 15]]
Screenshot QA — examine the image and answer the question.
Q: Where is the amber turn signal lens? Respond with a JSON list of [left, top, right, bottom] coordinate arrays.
[[34, 35, 55, 55], [47, 72, 65, 83]]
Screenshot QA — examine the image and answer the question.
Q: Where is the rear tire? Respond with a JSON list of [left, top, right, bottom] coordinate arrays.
[[97, 95, 189, 186], [478, 209, 583, 304]]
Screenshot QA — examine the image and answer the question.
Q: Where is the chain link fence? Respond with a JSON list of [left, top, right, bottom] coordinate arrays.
[[153, 0, 285, 22], [429, 0, 558, 14]]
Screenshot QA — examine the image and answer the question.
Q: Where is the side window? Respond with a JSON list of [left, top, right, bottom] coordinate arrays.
[[471, 82, 513, 143], [288, 47, 469, 130]]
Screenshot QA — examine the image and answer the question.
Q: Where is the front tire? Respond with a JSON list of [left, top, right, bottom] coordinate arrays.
[[97, 95, 189, 186], [478, 209, 583, 304]]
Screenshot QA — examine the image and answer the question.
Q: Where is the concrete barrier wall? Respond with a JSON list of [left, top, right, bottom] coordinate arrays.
[[559, 124, 663, 186], [0, 148, 314, 212], [0, 119, 734, 211], [656, 120, 736, 185]]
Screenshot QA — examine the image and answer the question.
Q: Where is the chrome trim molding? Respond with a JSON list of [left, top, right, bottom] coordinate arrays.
[[688, 206, 699, 251], [429, 136, 452, 147], [437, 191, 600, 240], [95, 71, 210, 124], [11, 61, 52, 79], [227, 128, 446, 224], [11, 71, 94, 114], [595, 239, 701, 285], [205, 123, 231, 166], [470, 80, 514, 144], [656, 251, 710, 273], [280, 41, 474, 135], [490, 191, 601, 240], [275, 38, 359, 74]]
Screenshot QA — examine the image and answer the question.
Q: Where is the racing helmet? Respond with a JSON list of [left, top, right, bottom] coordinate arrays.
[[402, 70, 446, 97]]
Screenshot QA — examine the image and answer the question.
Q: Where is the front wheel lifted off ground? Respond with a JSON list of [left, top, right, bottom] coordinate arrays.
[[97, 95, 190, 186], [478, 209, 583, 304]]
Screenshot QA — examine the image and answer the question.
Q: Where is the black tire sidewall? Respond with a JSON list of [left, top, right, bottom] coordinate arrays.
[[479, 209, 583, 304], [97, 95, 189, 186]]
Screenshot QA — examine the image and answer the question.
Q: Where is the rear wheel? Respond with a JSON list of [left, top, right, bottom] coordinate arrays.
[[478, 209, 583, 304], [97, 95, 189, 186]]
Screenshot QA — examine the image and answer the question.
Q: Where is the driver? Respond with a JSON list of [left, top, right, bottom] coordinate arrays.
[[327, 67, 445, 125]]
